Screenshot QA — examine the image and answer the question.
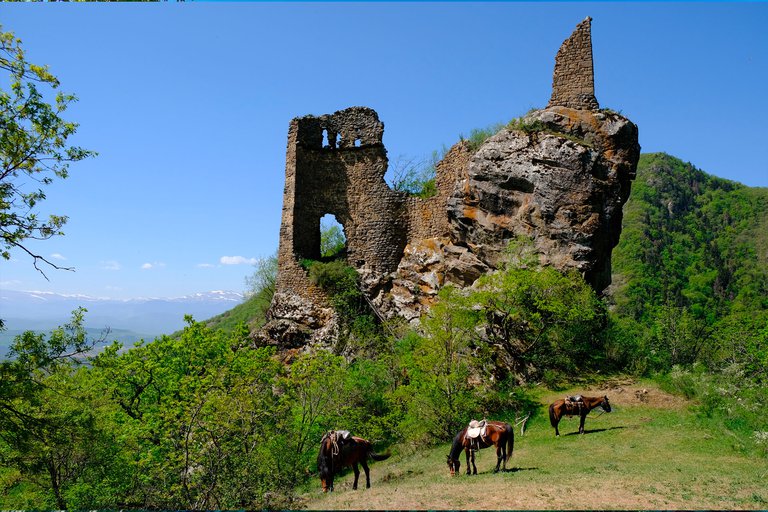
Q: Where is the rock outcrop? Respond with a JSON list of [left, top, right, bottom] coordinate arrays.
[[255, 18, 640, 349], [449, 106, 639, 293]]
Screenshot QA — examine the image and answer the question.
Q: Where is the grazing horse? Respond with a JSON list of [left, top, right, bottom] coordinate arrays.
[[549, 395, 611, 436], [317, 430, 390, 492], [446, 420, 514, 476]]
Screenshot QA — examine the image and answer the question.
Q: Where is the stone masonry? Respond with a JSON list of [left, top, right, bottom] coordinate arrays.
[[548, 17, 599, 110]]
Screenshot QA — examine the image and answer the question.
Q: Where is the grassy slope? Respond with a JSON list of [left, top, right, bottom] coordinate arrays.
[[299, 380, 768, 510]]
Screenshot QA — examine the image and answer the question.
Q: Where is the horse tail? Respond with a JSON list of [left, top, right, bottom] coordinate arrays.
[[549, 402, 558, 428], [370, 451, 391, 462], [505, 424, 514, 462], [361, 439, 391, 461]]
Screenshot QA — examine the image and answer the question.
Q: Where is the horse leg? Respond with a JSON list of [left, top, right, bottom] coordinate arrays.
[[464, 448, 471, 475], [471, 450, 478, 475], [494, 444, 502, 473], [579, 412, 586, 434], [362, 459, 371, 488], [550, 403, 561, 437], [352, 463, 360, 490]]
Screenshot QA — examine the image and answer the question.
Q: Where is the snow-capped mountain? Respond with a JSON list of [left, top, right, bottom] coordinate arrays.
[[0, 289, 244, 336]]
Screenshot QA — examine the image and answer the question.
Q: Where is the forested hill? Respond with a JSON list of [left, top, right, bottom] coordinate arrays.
[[608, 152, 768, 372]]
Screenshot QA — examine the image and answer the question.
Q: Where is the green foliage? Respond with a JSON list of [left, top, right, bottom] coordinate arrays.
[[320, 223, 346, 258], [473, 263, 606, 383], [0, 308, 112, 509], [305, 260, 384, 354], [658, 364, 768, 456], [461, 111, 593, 154], [89, 319, 295, 509], [608, 152, 768, 459], [613, 153, 768, 323], [506, 116, 546, 134], [0, 26, 95, 276], [393, 288, 488, 444], [611, 153, 768, 375], [463, 122, 506, 152]]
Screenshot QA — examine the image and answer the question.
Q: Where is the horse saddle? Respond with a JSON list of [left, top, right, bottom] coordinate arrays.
[[323, 429, 352, 446], [335, 430, 351, 440], [564, 395, 584, 415], [466, 419, 487, 439]]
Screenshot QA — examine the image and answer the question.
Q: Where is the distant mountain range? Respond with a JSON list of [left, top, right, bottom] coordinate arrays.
[[0, 290, 244, 353]]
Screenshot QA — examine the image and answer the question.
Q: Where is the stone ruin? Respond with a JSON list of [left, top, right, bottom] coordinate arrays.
[[256, 18, 640, 349]]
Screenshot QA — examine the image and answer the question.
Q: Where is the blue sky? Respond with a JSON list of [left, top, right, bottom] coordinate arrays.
[[2, 3, 767, 300]]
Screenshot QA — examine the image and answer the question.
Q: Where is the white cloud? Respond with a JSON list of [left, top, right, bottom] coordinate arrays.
[[50, 253, 66, 261], [141, 262, 166, 270], [220, 256, 258, 265], [101, 260, 122, 271], [197, 263, 216, 268]]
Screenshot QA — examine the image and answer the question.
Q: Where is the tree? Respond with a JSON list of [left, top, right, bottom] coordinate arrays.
[[473, 264, 605, 384], [393, 286, 488, 443], [1, 26, 95, 277], [245, 253, 278, 299], [0, 308, 111, 509]]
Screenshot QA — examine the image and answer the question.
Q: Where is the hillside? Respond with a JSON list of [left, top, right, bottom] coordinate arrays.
[[299, 381, 768, 510], [611, 152, 768, 322]]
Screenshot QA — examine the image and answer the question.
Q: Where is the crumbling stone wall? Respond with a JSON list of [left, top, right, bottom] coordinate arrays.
[[275, 107, 409, 306], [548, 17, 599, 110], [403, 141, 471, 242], [274, 106, 467, 308]]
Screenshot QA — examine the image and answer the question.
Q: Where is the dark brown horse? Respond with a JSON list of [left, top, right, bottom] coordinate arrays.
[[446, 420, 514, 476], [317, 430, 390, 492], [549, 395, 611, 436]]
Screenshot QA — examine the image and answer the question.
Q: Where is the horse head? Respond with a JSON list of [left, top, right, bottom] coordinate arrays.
[[446, 455, 460, 476], [601, 395, 612, 412], [317, 435, 335, 492]]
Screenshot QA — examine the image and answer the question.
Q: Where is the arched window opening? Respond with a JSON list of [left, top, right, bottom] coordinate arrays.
[[322, 129, 330, 148], [320, 214, 347, 260]]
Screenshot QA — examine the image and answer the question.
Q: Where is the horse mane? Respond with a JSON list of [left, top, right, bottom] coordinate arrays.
[[448, 428, 467, 460]]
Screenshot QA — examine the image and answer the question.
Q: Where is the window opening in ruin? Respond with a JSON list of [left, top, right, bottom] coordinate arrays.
[[322, 129, 330, 148], [354, 127, 363, 147], [320, 214, 347, 260]]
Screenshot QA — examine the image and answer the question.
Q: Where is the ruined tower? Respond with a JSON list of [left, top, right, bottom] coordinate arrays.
[[275, 107, 407, 307], [548, 17, 600, 110]]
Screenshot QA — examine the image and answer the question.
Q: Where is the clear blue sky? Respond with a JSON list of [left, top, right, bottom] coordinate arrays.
[[2, 3, 767, 300]]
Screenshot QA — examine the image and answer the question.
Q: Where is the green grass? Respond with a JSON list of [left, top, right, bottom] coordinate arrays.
[[298, 381, 768, 510]]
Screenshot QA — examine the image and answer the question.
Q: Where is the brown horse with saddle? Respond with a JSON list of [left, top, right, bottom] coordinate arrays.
[[446, 420, 514, 475], [549, 394, 611, 436], [317, 430, 390, 492]]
